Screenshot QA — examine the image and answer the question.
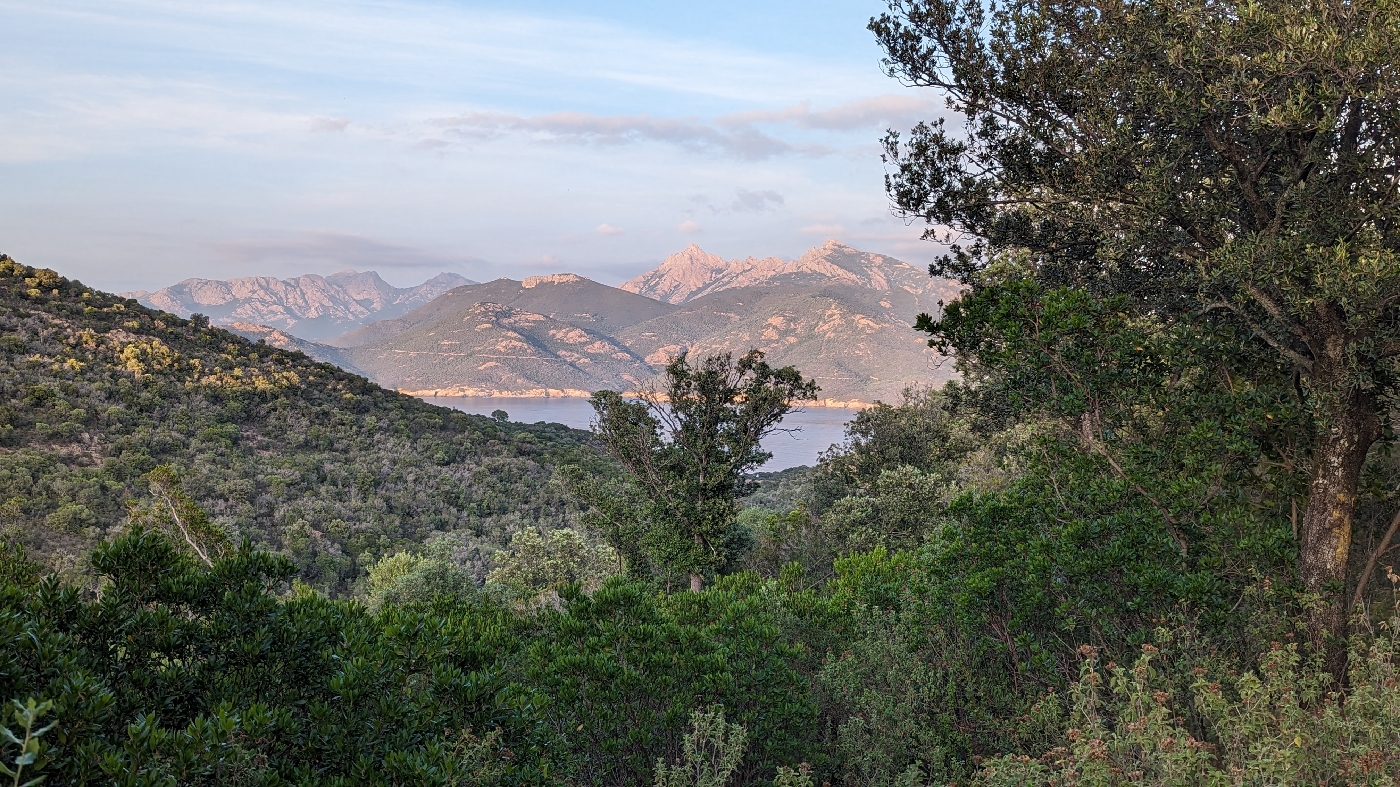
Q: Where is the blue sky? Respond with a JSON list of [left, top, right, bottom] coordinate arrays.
[[1, 0, 947, 291]]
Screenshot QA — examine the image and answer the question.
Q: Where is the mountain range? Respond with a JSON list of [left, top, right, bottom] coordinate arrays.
[[124, 269, 474, 341], [136, 241, 959, 406]]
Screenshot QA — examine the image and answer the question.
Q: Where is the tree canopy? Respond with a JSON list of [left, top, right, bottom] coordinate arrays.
[[588, 351, 818, 591], [873, 0, 1400, 677]]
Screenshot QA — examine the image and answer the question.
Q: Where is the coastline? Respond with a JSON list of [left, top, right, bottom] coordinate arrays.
[[401, 388, 874, 409]]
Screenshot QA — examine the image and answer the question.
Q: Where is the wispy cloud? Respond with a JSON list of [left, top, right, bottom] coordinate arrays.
[[731, 189, 785, 212], [310, 117, 349, 133], [717, 94, 946, 131], [596, 224, 625, 236], [6, 0, 864, 105], [0, 0, 945, 289], [208, 231, 477, 272], [428, 111, 796, 160], [420, 94, 943, 160]]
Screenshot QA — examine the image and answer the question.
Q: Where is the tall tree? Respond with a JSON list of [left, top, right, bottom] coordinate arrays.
[[872, 0, 1400, 674], [589, 351, 818, 591]]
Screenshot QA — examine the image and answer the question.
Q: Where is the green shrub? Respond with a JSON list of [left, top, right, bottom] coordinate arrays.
[[486, 527, 617, 603], [654, 706, 748, 787], [972, 620, 1400, 785]]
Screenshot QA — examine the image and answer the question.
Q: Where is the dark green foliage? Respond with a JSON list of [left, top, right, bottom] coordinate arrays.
[[521, 580, 815, 784], [0, 537, 39, 588], [739, 387, 991, 583], [871, 0, 1400, 671], [588, 351, 818, 588], [1, 529, 816, 784], [811, 386, 976, 511], [1, 529, 550, 784], [715, 292, 1314, 774], [0, 255, 602, 594]]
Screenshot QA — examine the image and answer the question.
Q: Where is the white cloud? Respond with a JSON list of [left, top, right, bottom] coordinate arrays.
[[310, 117, 349, 133], [717, 94, 947, 131], [429, 110, 796, 160], [678, 220, 702, 233], [732, 189, 785, 212], [208, 231, 472, 271], [596, 224, 625, 236]]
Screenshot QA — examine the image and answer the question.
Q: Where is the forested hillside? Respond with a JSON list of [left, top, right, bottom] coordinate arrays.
[[0, 256, 603, 594]]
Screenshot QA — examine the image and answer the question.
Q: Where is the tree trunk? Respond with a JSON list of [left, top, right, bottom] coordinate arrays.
[[690, 533, 704, 592], [1298, 381, 1382, 682]]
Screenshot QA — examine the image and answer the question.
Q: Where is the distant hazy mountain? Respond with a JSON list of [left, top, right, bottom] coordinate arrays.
[[124, 270, 474, 341], [322, 242, 960, 406], [620, 240, 935, 304]]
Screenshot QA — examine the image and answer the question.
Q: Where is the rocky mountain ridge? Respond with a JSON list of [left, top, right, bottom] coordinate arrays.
[[141, 241, 959, 406], [322, 241, 960, 406], [124, 269, 474, 341], [620, 239, 934, 304]]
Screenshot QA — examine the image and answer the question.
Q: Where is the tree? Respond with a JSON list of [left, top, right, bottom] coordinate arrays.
[[872, 0, 1400, 676], [590, 350, 818, 591], [130, 464, 231, 566]]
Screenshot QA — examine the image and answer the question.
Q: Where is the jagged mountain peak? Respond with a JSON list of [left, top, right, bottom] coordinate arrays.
[[620, 241, 930, 305]]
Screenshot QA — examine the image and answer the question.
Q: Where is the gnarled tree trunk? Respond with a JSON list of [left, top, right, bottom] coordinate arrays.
[[1298, 374, 1382, 681]]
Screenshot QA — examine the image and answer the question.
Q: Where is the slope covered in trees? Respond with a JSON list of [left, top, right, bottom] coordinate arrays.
[[0, 255, 603, 594]]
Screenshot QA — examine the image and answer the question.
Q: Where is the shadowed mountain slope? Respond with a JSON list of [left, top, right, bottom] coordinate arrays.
[[224, 322, 366, 376], [327, 273, 674, 349]]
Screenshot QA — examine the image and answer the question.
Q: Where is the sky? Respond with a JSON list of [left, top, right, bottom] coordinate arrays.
[[0, 0, 949, 292]]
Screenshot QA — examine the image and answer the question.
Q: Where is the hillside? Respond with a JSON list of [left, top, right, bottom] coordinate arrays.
[[0, 256, 603, 595], [344, 300, 657, 397], [619, 283, 954, 406], [326, 273, 673, 348], [224, 321, 365, 375], [124, 269, 473, 340], [321, 241, 960, 405]]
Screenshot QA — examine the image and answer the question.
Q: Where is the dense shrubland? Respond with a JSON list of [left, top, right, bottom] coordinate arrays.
[[6, 252, 1400, 781]]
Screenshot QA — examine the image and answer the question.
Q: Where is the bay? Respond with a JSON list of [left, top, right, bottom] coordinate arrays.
[[421, 396, 854, 471]]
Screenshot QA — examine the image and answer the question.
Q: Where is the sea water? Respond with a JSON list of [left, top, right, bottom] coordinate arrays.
[[421, 396, 855, 471]]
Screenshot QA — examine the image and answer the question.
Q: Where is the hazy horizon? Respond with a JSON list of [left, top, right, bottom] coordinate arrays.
[[1, 0, 951, 293]]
